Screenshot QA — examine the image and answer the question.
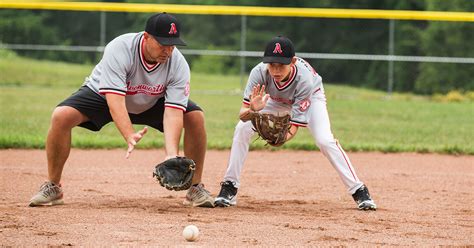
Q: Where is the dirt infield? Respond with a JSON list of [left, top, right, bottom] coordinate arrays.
[[1, 149, 473, 246]]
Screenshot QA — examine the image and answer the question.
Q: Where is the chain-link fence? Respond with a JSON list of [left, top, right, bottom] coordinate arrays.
[[1, 3, 473, 94]]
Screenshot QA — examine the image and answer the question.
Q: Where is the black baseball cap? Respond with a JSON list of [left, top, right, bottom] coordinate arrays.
[[145, 13, 186, 46], [262, 36, 295, 65]]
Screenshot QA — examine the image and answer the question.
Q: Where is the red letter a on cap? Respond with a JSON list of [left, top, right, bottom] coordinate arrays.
[[169, 23, 177, 35], [273, 43, 283, 54]]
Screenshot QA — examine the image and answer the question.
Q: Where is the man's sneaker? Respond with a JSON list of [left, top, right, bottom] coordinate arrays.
[[352, 185, 377, 211], [214, 181, 238, 207], [183, 183, 215, 208], [29, 181, 64, 207]]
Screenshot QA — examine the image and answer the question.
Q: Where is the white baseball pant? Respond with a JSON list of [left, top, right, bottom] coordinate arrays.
[[223, 89, 364, 194]]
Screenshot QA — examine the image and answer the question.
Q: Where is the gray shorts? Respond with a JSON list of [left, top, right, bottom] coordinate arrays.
[[58, 86, 203, 132]]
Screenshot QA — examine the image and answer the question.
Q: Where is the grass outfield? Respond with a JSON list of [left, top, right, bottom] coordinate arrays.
[[1, 51, 473, 154]]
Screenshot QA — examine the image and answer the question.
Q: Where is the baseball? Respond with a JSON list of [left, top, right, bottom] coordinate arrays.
[[182, 225, 199, 241]]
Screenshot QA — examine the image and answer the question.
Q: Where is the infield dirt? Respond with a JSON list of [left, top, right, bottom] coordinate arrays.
[[1, 149, 473, 246]]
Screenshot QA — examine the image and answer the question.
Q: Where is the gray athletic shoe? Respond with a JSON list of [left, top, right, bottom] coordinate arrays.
[[214, 181, 238, 207], [183, 183, 215, 208], [29, 181, 64, 207], [352, 185, 377, 210]]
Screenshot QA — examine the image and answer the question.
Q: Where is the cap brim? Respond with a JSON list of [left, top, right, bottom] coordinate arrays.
[[262, 56, 291, 65], [154, 36, 187, 46]]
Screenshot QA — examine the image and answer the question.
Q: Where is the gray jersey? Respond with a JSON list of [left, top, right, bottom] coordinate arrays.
[[84, 32, 190, 114], [243, 57, 322, 127]]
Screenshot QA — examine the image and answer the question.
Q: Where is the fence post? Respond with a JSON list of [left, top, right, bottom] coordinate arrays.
[[240, 15, 247, 90], [388, 19, 395, 95], [100, 11, 106, 47]]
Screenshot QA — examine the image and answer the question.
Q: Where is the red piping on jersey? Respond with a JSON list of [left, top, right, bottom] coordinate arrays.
[[164, 104, 186, 112], [100, 91, 126, 96], [335, 140, 358, 181], [139, 36, 160, 71], [290, 122, 307, 127], [313, 88, 321, 94], [273, 65, 296, 90]]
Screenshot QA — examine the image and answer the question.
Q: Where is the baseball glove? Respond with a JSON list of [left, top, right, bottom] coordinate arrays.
[[251, 113, 291, 147], [153, 157, 195, 191]]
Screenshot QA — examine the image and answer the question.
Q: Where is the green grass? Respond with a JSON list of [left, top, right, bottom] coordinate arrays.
[[1, 51, 473, 154]]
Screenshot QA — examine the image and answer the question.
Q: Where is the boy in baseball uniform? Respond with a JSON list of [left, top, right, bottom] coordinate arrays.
[[215, 36, 377, 210]]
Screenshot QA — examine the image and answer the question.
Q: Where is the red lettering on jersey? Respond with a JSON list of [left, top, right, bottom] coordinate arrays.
[[273, 43, 283, 54], [299, 99, 311, 112], [269, 95, 293, 105], [126, 82, 166, 96], [185, 81, 190, 96], [169, 23, 177, 35]]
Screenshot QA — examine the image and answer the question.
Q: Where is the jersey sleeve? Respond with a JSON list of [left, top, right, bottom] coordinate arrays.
[[290, 79, 314, 127], [97, 38, 132, 96], [243, 64, 265, 106], [164, 53, 190, 111]]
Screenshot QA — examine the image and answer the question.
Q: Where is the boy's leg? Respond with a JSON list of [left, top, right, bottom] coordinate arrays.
[[215, 120, 255, 207], [222, 120, 255, 188], [307, 92, 362, 193], [307, 91, 376, 210]]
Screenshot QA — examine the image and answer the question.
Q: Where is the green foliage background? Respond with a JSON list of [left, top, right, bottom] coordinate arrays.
[[0, 0, 473, 94], [1, 51, 472, 154]]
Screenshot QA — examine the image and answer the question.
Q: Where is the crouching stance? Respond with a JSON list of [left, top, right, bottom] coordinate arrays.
[[214, 36, 376, 210], [29, 13, 214, 208]]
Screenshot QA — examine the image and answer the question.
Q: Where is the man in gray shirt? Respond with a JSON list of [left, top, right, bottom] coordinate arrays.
[[29, 13, 214, 208]]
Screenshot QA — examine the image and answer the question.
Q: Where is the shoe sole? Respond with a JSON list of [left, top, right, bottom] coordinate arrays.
[[214, 198, 236, 207], [358, 200, 377, 211], [359, 205, 377, 211], [29, 199, 64, 207], [183, 199, 215, 208]]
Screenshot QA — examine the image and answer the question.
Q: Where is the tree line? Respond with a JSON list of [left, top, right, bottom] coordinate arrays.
[[0, 0, 472, 94]]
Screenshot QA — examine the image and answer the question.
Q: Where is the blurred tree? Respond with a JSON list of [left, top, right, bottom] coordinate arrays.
[[0, 10, 62, 60], [1, 0, 473, 93], [414, 0, 474, 94], [389, 1, 426, 92]]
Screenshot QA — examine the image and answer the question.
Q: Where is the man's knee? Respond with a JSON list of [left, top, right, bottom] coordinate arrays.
[[50, 106, 86, 130], [184, 110, 205, 129]]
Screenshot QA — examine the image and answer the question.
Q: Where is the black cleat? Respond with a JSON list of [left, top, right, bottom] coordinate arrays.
[[214, 181, 238, 207], [352, 185, 377, 211]]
